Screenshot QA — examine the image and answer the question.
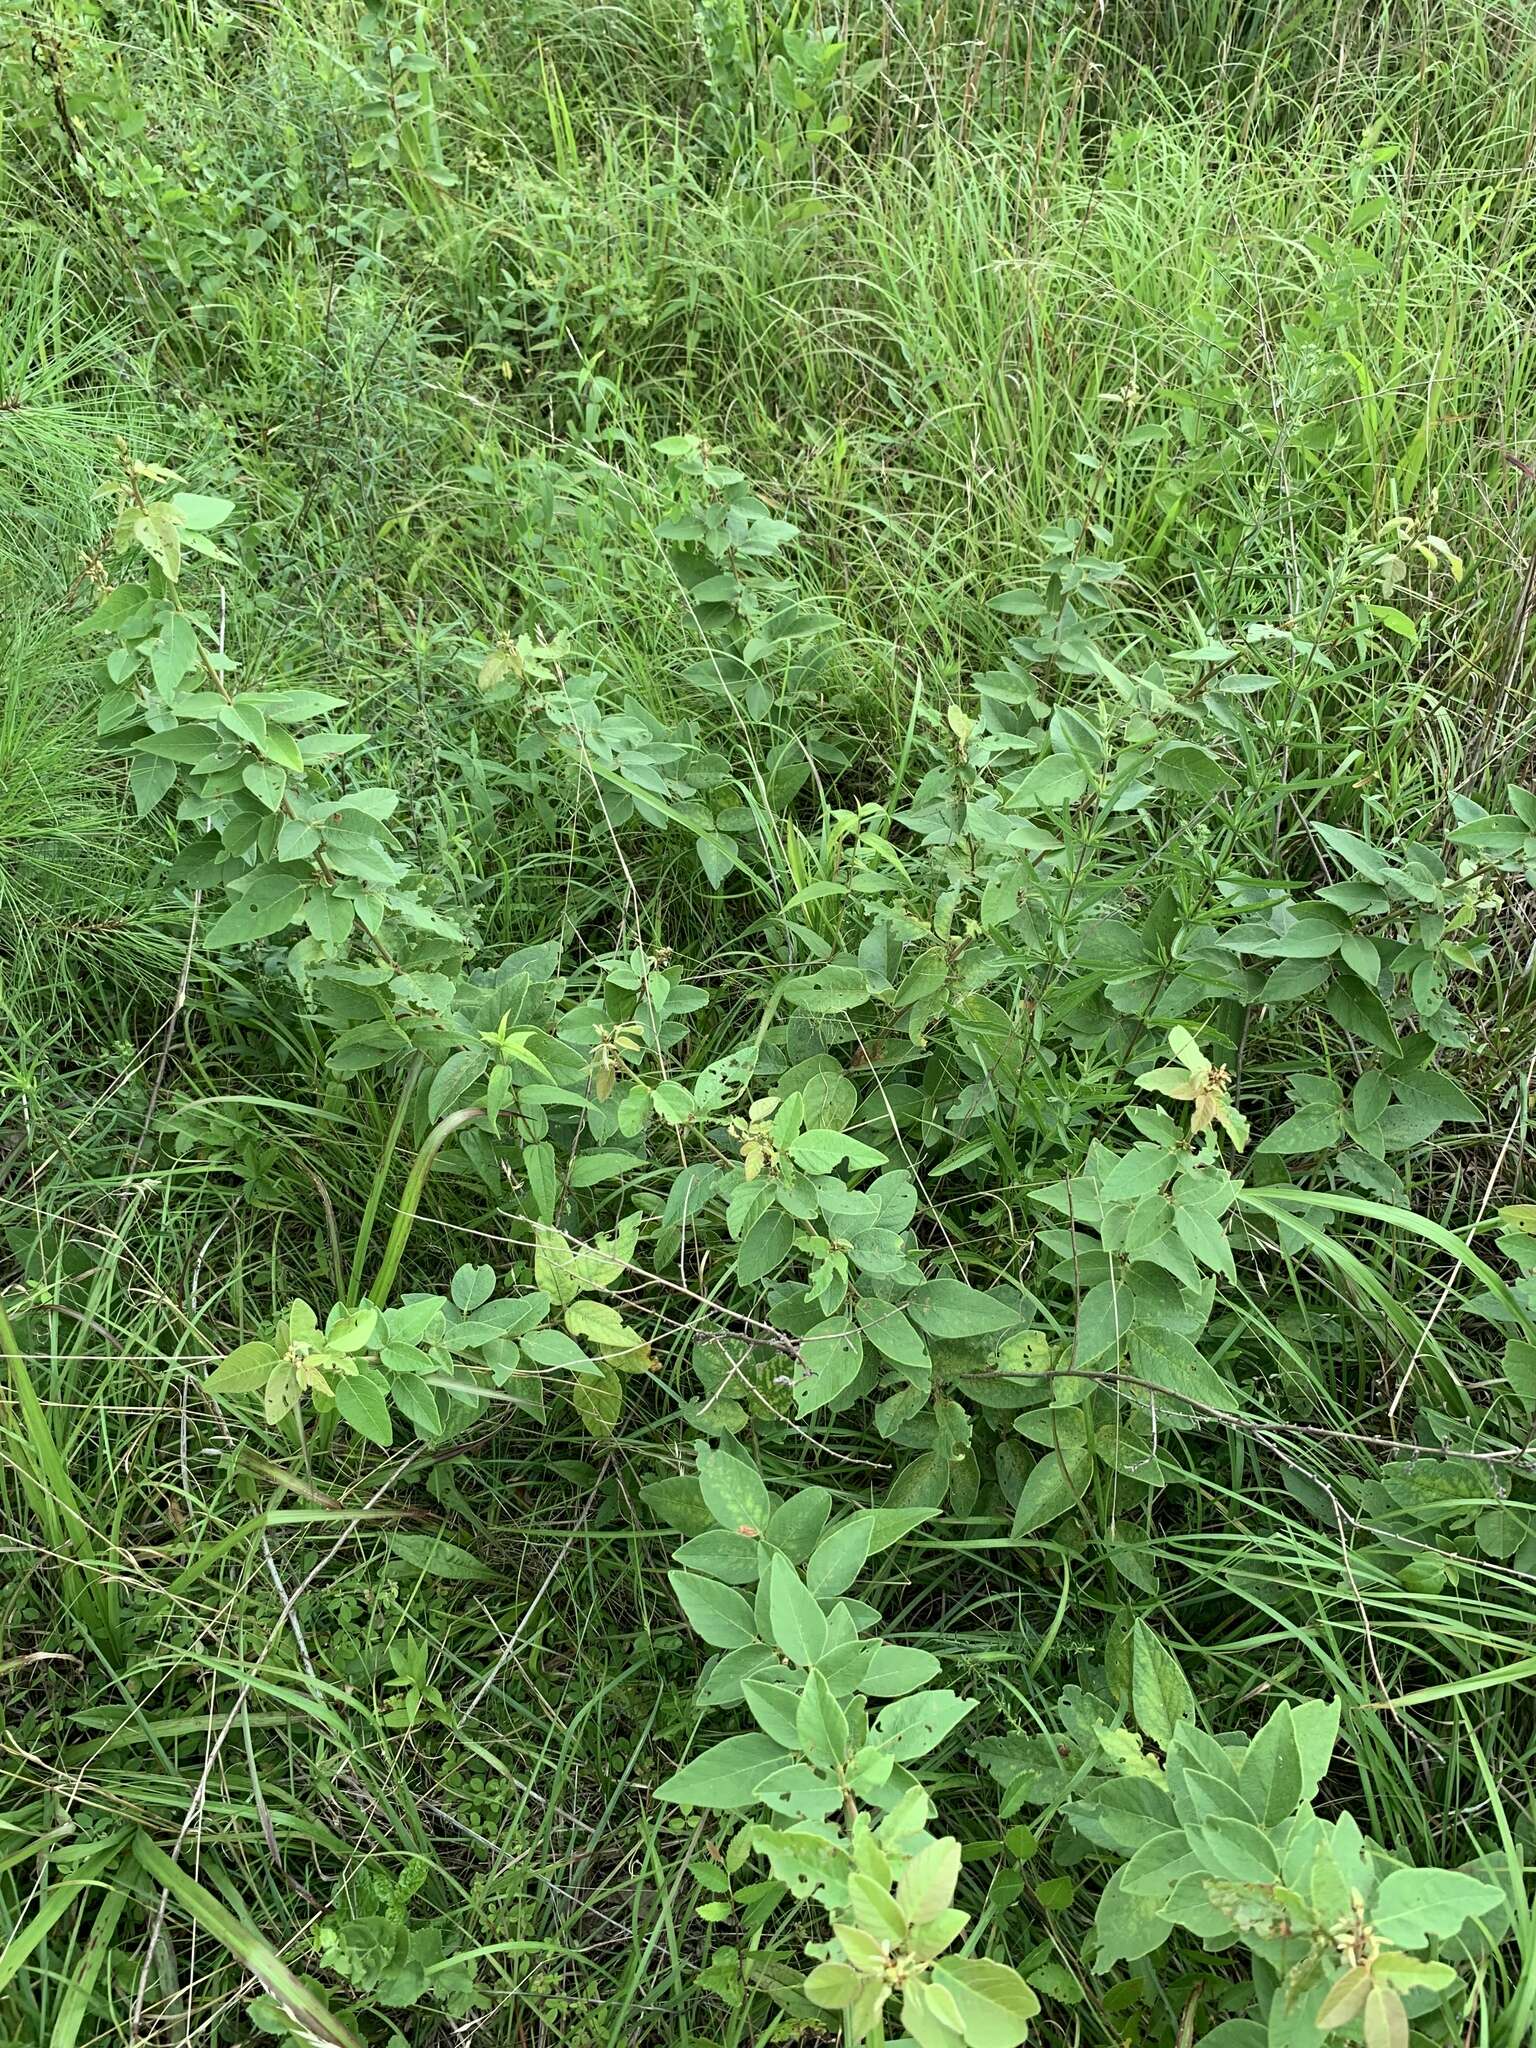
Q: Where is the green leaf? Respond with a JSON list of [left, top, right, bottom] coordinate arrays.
[[1370, 1868, 1503, 1949], [847, 1870, 908, 1941], [655, 1733, 789, 1810], [1128, 1326, 1241, 1415], [132, 725, 220, 764], [806, 1517, 872, 1599], [81, 581, 151, 636], [325, 1305, 379, 1354], [150, 612, 199, 697], [696, 1445, 773, 1538], [1100, 1145, 1177, 1202], [1291, 1697, 1338, 1792], [797, 1318, 864, 1414], [170, 491, 236, 531], [1171, 1200, 1235, 1280], [385, 1533, 498, 1581], [873, 1689, 974, 1760], [570, 1359, 622, 1436], [206, 1341, 278, 1397], [129, 751, 177, 817], [1390, 1067, 1480, 1125], [780, 965, 871, 1013], [737, 1205, 795, 1286], [1314, 823, 1393, 883], [930, 1957, 1039, 2048], [804, 1961, 864, 2009], [334, 1370, 393, 1448], [862, 1644, 942, 1696], [218, 697, 267, 747], [765, 1486, 833, 1561], [796, 1669, 851, 1769], [564, 1299, 649, 1363], [1257, 1105, 1342, 1155], [742, 1678, 803, 1747], [1091, 1866, 1170, 1971], [910, 1277, 1020, 1338], [855, 1297, 929, 1371], [1154, 743, 1230, 796], [533, 1219, 637, 1308], [522, 1141, 557, 1222], [1237, 1704, 1303, 1825], [767, 1553, 828, 1666], [520, 1327, 591, 1370], [788, 1130, 888, 1174], [1130, 1620, 1195, 1750], [568, 1150, 644, 1187], [1327, 974, 1400, 1056], [451, 1264, 496, 1312], [668, 1570, 759, 1649], [204, 877, 308, 948], [1010, 1441, 1092, 1535], [261, 724, 306, 774], [428, 1047, 490, 1122], [641, 1476, 712, 1537], [672, 1529, 758, 1584], [898, 1837, 961, 1923]]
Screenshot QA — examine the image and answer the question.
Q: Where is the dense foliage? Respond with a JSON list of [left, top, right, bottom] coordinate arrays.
[[2, 2, 1536, 2044]]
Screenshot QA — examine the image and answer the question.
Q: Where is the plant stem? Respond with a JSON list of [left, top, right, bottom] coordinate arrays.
[[367, 1106, 486, 1305]]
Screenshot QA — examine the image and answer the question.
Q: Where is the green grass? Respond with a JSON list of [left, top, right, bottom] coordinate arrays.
[[2, 1, 1536, 2043]]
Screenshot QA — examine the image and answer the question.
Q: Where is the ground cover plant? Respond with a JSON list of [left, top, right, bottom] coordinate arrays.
[[2, 1, 1536, 2043]]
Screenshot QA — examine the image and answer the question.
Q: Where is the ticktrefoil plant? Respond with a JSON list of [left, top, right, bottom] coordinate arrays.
[[979, 1649, 1508, 2048], [650, 1442, 1039, 2046], [87, 453, 465, 984], [206, 1225, 651, 1449]]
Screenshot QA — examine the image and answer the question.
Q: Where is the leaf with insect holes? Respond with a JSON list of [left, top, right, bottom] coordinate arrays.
[[780, 965, 871, 1014], [204, 877, 308, 948], [872, 1689, 974, 1760], [533, 1218, 640, 1308], [133, 504, 182, 580], [1369, 1868, 1503, 1949], [263, 1359, 301, 1423]]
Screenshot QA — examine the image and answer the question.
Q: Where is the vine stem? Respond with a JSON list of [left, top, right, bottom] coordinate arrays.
[[366, 1105, 485, 1305]]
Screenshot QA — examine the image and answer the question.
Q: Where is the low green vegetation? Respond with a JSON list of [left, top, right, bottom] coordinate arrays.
[[2, 2, 1536, 2043]]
